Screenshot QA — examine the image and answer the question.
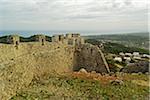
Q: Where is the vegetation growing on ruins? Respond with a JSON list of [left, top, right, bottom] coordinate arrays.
[[0, 33, 149, 100]]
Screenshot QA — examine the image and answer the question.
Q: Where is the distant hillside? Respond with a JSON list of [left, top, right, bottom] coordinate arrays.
[[86, 39, 149, 55], [125, 32, 149, 38], [84, 32, 149, 49], [0, 35, 52, 43], [84, 32, 149, 40], [103, 42, 149, 55], [0, 36, 7, 44]]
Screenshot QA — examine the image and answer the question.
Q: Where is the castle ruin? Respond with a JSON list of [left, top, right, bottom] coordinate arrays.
[[1, 33, 108, 73], [0, 33, 110, 100]]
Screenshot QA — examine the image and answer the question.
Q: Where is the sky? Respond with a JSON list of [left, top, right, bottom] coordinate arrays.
[[0, 0, 149, 34]]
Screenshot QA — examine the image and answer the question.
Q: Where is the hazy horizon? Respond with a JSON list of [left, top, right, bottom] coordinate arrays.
[[0, 30, 149, 37]]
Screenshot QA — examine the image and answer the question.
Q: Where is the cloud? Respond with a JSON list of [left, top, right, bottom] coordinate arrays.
[[0, 0, 148, 33]]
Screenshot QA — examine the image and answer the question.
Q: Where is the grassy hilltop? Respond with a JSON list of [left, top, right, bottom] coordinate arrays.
[[11, 72, 149, 100]]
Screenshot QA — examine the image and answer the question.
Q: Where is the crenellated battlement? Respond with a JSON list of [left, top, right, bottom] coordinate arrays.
[[1, 33, 85, 46], [7, 35, 20, 45], [52, 33, 84, 45]]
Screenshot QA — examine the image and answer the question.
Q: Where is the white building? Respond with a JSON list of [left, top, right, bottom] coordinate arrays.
[[125, 53, 132, 57], [119, 52, 125, 56], [124, 57, 131, 62], [133, 52, 140, 56], [114, 57, 122, 62], [133, 56, 141, 60], [143, 54, 150, 58]]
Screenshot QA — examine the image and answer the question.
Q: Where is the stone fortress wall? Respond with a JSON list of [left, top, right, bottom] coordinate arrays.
[[0, 33, 109, 100]]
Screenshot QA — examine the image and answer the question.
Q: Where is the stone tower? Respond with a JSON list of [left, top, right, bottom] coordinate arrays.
[[7, 35, 20, 45], [59, 35, 64, 41], [52, 33, 85, 45], [66, 33, 85, 46], [52, 35, 59, 43], [66, 34, 72, 39], [72, 33, 80, 38], [68, 38, 76, 45], [52, 34, 66, 44], [34, 34, 45, 45]]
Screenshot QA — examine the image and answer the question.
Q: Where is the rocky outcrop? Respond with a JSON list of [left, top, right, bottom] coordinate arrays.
[[110, 79, 124, 85], [79, 68, 88, 74], [121, 61, 149, 73]]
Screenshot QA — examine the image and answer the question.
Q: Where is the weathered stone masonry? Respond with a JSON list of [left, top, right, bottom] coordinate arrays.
[[0, 33, 109, 74], [0, 33, 110, 100]]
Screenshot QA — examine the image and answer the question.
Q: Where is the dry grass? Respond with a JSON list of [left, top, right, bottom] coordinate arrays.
[[11, 72, 149, 100]]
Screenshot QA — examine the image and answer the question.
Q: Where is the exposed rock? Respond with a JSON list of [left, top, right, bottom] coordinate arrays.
[[138, 72, 143, 75], [121, 61, 149, 73], [91, 71, 96, 74], [97, 73, 102, 76], [79, 68, 88, 74], [110, 79, 124, 85], [145, 72, 150, 75], [131, 73, 138, 75]]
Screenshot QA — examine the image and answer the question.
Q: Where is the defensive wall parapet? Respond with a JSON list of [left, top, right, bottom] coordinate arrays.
[[0, 33, 110, 100], [1, 33, 85, 47]]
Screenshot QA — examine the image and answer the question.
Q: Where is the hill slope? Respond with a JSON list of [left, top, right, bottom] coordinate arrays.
[[84, 32, 149, 49]]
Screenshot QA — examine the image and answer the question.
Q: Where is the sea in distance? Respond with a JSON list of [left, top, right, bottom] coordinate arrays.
[[0, 30, 141, 37], [0, 30, 107, 37]]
